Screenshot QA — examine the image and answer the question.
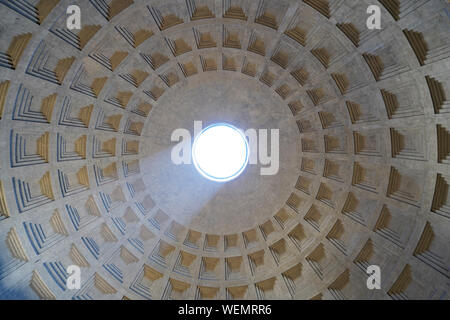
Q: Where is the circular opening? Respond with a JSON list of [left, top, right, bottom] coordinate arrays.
[[192, 123, 249, 182]]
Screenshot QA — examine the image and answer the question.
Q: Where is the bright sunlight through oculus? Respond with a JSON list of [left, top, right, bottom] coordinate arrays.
[[192, 123, 249, 182]]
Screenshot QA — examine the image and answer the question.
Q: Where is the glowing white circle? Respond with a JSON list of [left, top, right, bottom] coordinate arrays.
[[192, 123, 249, 182]]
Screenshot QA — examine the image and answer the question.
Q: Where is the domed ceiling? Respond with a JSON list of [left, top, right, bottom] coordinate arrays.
[[0, 0, 449, 300]]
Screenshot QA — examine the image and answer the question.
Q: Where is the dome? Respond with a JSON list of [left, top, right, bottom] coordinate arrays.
[[0, 0, 449, 300]]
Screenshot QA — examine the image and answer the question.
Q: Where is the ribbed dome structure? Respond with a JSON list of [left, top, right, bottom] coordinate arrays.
[[0, 0, 449, 300]]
